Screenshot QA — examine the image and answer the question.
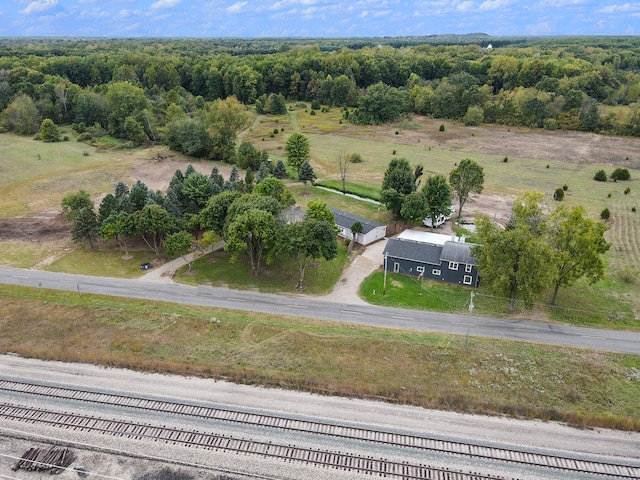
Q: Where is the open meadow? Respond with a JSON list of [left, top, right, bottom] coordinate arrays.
[[1, 114, 640, 430], [1, 111, 639, 319]]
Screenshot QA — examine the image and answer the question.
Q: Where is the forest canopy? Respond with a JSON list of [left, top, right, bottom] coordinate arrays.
[[1, 35, 639, 152]]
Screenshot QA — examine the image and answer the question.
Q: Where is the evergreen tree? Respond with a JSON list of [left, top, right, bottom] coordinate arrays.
[[297, 160, 316, 193], [256, 161, 270, 184], [210, 166, 224, 188], [71, 207, 99, 248], [245, 167, 255, 193], [273, 159, 287, 179]]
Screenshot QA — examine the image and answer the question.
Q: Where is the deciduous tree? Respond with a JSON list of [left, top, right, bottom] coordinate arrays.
[[547, 206, 610, 305], [199, 190, 240, 235], [1, 93, 40, 135], [252, 177, 295, 207], [105, 81, 147, 139], [449, 158, 484, 220], [422, 174, 452, 229], [207, 96, 249, 162], [474, 192, 554, 311], [279, 218, 338, 288], [61, 190, 93, 222], [166, 118, 210, 157], [99, 211, 136, 258], [305, 200, 335, 226], [163, 230, 196, 271], [400, 192, 427, 225], [225, 208, 276, 275], [381, 157, 415, 216], [133, 204, 177, 256], [284, 132, 310, 169], [40, 118, 60, 142], [338, 153, 350, 194]]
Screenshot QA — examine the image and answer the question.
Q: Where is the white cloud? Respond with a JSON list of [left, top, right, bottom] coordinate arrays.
[[478, 0, 513, 11], [271, 0, 318, 10], [598, 3, 640, 14], [535, 0, 587, 7], [150, 0, 181, 9], [226, 1, 247, 14], [20, 0, 58, 15], [457, 1, 475, 13]]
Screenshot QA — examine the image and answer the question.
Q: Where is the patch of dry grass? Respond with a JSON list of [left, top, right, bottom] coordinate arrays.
[[1, 285, 639, 432]]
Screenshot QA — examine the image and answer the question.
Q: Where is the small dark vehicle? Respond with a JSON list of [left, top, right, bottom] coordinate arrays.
[[139, 262, 152, 270]]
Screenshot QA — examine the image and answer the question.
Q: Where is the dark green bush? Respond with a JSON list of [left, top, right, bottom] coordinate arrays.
[[611, 168, 631, 181], [601, 208, 610, 220], [553, 188, 565, 201], [594, 170, 607, 181]]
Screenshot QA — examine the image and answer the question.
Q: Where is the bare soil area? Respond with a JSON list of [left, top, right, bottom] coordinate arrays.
[[337, 116, 640, 168], [0, 212, 70, 243]]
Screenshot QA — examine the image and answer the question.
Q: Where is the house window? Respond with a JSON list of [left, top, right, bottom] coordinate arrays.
[[449, 262, 459, 270], [393, 262, 400, 273], [463, 275, 473, 285], [432, 269, 441, 276], [416, 266, 425, 274], [465, 264, 473, 273]]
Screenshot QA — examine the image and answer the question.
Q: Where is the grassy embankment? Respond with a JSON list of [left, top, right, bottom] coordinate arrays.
[[1, 284, 639, 432]]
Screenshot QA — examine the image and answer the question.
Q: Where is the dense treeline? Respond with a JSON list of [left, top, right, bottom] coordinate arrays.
[[63, 164, 338, 285], [1, 36, 640, 153]]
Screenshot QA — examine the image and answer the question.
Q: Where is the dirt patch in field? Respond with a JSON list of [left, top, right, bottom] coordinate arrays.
[[128, 149, 235, 193], [336, 116, 640, 168], [0, 212, 70, 243]]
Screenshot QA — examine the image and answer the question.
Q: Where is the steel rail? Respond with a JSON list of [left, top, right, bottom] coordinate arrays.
[[0, 402, 509, 480], [1, 379, 638, 478]]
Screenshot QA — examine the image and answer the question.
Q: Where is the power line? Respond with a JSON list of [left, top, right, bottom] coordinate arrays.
[[472, 292, 624, 317]]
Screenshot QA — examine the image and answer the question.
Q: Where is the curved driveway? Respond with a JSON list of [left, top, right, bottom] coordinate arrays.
[[2, 266, 639, 354]]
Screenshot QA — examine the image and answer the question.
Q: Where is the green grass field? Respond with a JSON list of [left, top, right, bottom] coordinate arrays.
[[0, 133, 132, 217], [175, 242, 350, 295], [1, 284, 638, 431], [1, 116, 640, 430]]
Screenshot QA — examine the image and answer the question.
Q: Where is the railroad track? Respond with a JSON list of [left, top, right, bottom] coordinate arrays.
[[0, 403, 507, 480], [1, 379, 639, 479]]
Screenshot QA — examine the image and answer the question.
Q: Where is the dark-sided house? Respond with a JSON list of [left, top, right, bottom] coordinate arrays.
[[382, 230, 480, 287], [329, 208, 387, 246]]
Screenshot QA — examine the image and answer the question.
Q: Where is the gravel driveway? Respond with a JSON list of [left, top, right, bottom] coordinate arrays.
[[140, 238, 387, 304], [315, 239, 386, 304]]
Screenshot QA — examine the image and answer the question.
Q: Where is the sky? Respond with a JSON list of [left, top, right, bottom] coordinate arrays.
[[1, 1, 639, 38]]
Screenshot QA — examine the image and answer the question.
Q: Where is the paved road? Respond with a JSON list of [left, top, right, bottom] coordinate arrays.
[[1, 266, 639, 354]]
